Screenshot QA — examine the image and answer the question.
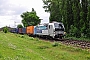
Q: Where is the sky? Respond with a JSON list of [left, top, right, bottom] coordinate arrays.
[[0, 0, 50, 28]]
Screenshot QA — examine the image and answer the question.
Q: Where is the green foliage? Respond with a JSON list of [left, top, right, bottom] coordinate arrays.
[[21, 8, 40, 27], [86, 28, 90, 38], [73, 27, 81, 38], [43, 0, 90, 38], [19, 35, 25, 38], [86, 1, 90, 38], [3, 26, 8, 33], [69, 25, 81, 38], [17, 24, 23, 28], [69, 25, 75, 36], [43, 0, 62, 22], [29, 37, 34, 40], [52, 42, 59, 47], [42, 0, 51, 12], [35, 38, 39, 41]]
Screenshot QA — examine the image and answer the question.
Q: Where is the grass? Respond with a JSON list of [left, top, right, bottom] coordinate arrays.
[[0, 32, 90, 60]]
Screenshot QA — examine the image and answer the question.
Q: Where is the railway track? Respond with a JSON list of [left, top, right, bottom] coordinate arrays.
[[57, 39, 90, 49], [39, 37, 90, 49]]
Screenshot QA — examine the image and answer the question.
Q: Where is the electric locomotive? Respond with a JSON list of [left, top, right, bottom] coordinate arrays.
[[35, 21, 65, 39]]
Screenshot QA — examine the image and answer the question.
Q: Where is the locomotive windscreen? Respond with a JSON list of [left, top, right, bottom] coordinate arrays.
[[54, 23, 64, 31]]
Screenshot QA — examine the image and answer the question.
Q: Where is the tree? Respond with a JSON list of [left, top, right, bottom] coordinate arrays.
[[64, 0, 74, 32], [72, 0, 80, 27], [42, 0, 51, 12], [21, 8, 40, 27], [80, 0, 88, 37], [17, 24, 23, 28], [42, 0, 90, 38], [86, 0, 90, 38], [43, 0, 74, 32], [43, 0, 62, 22]]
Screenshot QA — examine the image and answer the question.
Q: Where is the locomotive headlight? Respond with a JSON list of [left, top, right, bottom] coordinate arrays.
[[54, 31, 56, 34]]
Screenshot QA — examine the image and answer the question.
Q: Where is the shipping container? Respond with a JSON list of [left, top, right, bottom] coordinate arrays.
[[18, 28, 22, 34], [22, 28, 26, 34], [11, 28, 18, 33], [26, 26, 34, 35], [15, 28, 19, 33], [34, 26, 38, 35], [10, 28, 15, 33]]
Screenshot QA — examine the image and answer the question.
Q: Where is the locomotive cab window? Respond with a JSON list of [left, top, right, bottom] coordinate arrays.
[[49, 25, 51, 29], [59, 24, 63, 28], [54, 23, 63, 28], [38, 26, 47, 30], [54, 23, 64, 31]]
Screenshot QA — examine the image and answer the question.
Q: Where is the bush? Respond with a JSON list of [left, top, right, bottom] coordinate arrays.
[[86, 28, 90, 38], [20, 35, 24, 38], [69, 25, 81, 38], [30, 37, 34, 40], [35, 38, 39, 41], [3, 26, 8, 33], [52, 42, 59, 47]]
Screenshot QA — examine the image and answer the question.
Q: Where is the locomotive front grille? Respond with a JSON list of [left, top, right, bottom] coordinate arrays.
[[55, 31, 64, 35]]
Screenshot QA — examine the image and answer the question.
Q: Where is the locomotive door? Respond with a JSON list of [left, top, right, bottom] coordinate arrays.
[[48, 25, 54, 38]]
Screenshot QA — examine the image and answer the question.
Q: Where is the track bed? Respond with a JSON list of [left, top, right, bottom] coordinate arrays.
[[38, 37, 90, 49]]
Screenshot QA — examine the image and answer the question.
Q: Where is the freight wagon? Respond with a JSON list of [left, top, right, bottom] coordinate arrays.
[[11, 28, 18, 33], [22, 28, 26, 34], [18, 28, 22, 34], [26, 26, 34, 36]]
